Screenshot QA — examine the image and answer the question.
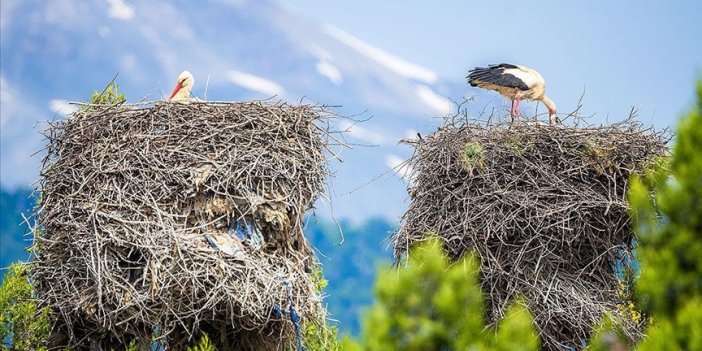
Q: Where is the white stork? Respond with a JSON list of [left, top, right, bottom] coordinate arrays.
[[467, 64, 558, 125], [168, 70, 194, 102]]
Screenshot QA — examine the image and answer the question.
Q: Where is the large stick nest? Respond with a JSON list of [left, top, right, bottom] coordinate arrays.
[[33, 101, 336, 350], [392, 113, 668, 350]]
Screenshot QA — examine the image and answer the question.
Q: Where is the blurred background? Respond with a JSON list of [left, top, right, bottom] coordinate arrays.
[[1, 0, 700, 336]]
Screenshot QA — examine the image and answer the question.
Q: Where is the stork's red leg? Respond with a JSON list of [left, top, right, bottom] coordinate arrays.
[[510, 99, 516, 123], [515, 98, 521, 123]]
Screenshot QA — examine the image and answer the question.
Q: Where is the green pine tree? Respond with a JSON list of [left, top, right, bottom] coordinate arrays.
[[344, 237, 539, 351], [631, 80, 702, 350], [591, 80, 702, 350], [303, 264, 342, 351], [0, 264, 53, 351]]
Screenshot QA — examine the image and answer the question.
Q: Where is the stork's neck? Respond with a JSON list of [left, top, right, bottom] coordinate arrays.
[[170, 85, 192, 102], [541, 95, 556, 115]]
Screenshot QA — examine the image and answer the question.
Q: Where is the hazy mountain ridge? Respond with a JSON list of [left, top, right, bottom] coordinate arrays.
[[0, 2, 483, 330], [0, 188, 35, 270], [0, 0, 496, 220]]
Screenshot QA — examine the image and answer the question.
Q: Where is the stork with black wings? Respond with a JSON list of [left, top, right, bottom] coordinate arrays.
[[467, 64, 558, 125]]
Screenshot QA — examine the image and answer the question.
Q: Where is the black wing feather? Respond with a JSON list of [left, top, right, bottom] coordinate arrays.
[[489, 63, 519, 69], [466, 63, 529, 90]]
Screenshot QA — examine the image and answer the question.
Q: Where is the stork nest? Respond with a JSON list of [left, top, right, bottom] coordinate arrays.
[[33, 101, 338, 350], [392, 112, 668, 350]]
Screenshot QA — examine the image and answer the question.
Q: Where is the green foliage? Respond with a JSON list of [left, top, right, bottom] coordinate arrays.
[[0, 263, 52, 351], [186, 333, 215, 351], [581, 139, 611, 159], [303, 260, 342, 351], [630, 80, 702, 350], [124, 340, 139, 351], [339, 335, 363, 351], [594, 80, 702, 350], [504, 133, 533, 154], [581, 139, 619, 174], [492, 302, 540, 351], [462, 142, 485, 172], [80, 77, 126, 111], [303, 322, 342, 351], [589, 314, 634, 351], [310, 263, 328, 292], [347, 238, 539, 351]]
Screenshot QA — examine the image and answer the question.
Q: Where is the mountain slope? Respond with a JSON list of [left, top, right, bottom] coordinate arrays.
[[1, 0, 481, 220], [0, 188, 34, 270]]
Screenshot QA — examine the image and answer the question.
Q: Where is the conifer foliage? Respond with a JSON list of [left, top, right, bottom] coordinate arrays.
[[344, 238, 539, 351], [629, 81, 702, 350], [590, 81, 702, 350]]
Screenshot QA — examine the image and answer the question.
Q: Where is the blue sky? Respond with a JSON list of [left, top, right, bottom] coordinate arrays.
[[284, 0, 702, 127], [1, 0, 701, 220]]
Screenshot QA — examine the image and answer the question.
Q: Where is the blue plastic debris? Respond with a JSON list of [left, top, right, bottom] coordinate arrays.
[[290, 306, 303, 351], [227, 217, 264, 249], [249, 221, 264, 248], [227, 218, 239, 238], [201, 221, 236, 256], [277, 281, 304, 351], [284, 281, 293, 299], [236, 218, 250, 240], [207, 235, 235, 255], [273, 304, 283, 318], [289, 306, 301, 324]]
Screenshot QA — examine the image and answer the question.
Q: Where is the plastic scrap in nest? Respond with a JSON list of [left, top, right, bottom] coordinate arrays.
[[393, 115, 668, 351], [33, 101, 337, 350]]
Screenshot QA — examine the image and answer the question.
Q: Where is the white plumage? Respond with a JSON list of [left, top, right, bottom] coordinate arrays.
[[468, 64, 558, 125], [168, 71, 195, 102]]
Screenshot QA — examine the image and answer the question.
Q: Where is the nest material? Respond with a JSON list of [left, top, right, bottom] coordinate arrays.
[[34, 101, 334, 350], [393, 116, 667, 350]]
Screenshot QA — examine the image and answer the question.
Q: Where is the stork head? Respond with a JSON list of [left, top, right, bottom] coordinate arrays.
[[542, 95, 558, 125], [168, 70, 194, 102]]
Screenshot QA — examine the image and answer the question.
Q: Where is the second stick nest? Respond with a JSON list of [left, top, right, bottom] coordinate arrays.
[[393, 117, 668, 350]]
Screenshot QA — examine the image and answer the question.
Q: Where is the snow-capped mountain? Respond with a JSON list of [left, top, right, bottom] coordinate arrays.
[[1, 0, 481, 220]]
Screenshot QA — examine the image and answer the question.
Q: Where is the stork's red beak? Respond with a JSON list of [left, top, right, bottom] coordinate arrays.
[[168, 81, 183, 100]]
